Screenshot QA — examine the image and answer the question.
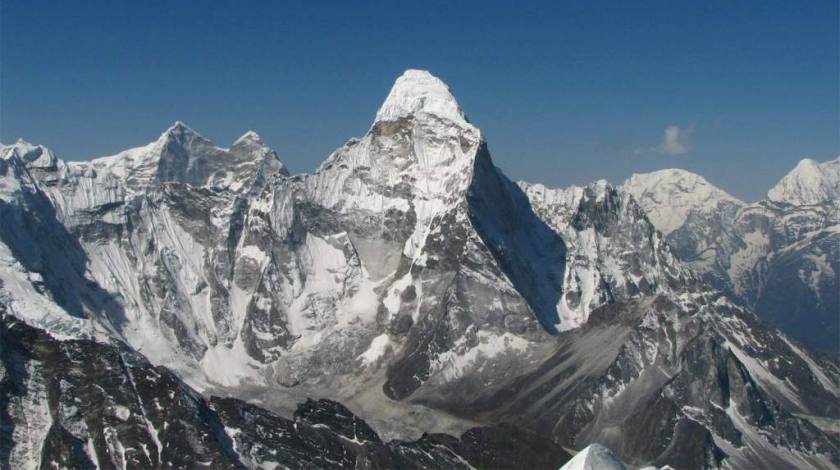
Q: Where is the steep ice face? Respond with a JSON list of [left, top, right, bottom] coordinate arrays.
[[559, 444, 627, 470], [307, 75, 480, 217], [0, 126, 293, 374], [77, 121, 215, 189], [310, 69, 481, 260], [375, 69, 468, 125], [623, 169, 745, 235], [1, 140, 67, 195], [767, 156, 840, 206]]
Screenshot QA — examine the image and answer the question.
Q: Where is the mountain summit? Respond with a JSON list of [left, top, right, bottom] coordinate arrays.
[[623, 169, 744, 235], [375, 69, 468, 124], [75, 121, 286, 193], [767, 156, 840, 206]]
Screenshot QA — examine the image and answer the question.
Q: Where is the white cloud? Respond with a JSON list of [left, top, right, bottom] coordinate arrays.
[[637, 125, 694, 156]]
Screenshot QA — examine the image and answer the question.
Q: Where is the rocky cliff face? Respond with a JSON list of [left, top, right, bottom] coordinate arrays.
[[1, 70, 838, 469], [624, 161, 839, 352], [0, 311, 571, 469]]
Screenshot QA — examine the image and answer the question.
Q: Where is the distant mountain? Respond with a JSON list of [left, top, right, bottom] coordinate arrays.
[[1, 70, 838, 469], [623, 169, 746, 235], [624, 160, 839, 352], [768, 157, 840, 206]]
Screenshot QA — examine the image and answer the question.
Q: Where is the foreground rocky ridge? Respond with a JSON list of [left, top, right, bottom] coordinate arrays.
[[0, 70, 838, 468], [0, 311, 571, 469]]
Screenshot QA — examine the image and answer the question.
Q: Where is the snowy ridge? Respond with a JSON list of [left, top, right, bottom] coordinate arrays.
[[768, 156, 840, 206], [67, 121, 287, 195]]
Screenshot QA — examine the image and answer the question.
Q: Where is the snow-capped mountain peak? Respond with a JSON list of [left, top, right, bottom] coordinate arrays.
[[1, 139, 59, 170], [311, 69, 482, 215], [232, 130, 263, 146], [70, 122, 288, 193], [159, 120, 204, 143], [230, 129, 272, 156], [623, 168, 744, 234], [767, 156, 840, 206], [559, 444, 627, 470], [230, 129, 289, 178], [375, 69, 467, 125], [1, 139, 39, 158]]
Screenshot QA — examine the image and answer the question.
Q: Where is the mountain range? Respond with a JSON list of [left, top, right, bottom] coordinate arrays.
[[624, 158, 839, 352], [1, 70, 837, 469]]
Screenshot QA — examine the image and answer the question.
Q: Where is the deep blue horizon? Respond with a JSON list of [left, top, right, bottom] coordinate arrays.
[[2, 0, 837, 201]]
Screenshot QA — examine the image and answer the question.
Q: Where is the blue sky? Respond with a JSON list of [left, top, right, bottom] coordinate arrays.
[[1, 1, 836, 201]]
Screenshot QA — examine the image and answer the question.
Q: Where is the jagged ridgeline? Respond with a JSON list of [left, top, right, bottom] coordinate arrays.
[[1, 70, 838, 469]]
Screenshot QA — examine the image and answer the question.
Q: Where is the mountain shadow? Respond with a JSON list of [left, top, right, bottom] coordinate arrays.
[[467, 143, 567, 334], [0, 159, 126, 328]]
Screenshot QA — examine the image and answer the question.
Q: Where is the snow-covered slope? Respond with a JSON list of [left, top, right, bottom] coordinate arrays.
[[768, 156, 840, 206], [624, 162, 839, 352], [1, 70, 838, 469], [560, 444, 627, 470]]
